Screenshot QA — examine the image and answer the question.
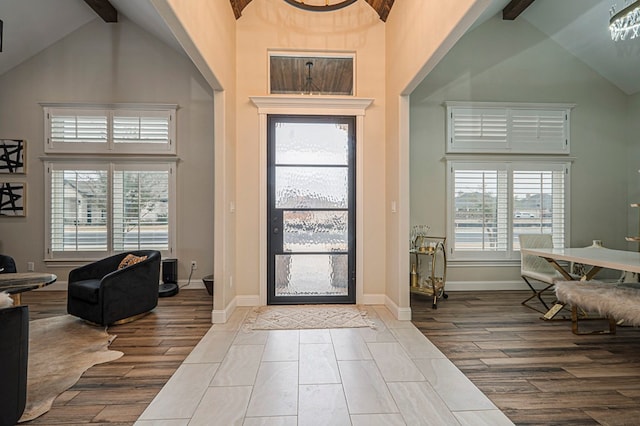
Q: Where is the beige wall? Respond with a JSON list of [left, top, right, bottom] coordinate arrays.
[[0, 18, 214, 285], [235, 0, 387, 299], [384, 0, 482, 310], [157, 0, 237, 312], [410, 15, 631, 287], [162, 0, 486, 316]]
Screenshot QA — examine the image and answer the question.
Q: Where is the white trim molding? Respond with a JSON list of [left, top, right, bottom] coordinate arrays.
[[250, 95, 373, 115], [250, 95, 373, 306], [384, 296, 412, 321], [212, 297, 237, 324]]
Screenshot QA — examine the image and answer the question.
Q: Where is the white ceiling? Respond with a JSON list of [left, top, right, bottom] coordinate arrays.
[[475, 0, 640, 95], [0, 0, 96, 77], [0, 0, 639, 94]]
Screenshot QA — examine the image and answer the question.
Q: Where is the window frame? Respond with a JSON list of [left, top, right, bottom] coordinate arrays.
[[42, 103, 177, 154], [268, 50, 357, 96], [446, 159, 571, 262], [45, 159, 176, 261]]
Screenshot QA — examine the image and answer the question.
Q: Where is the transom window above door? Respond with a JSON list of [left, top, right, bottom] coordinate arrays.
[[269, 52, 355, 96]]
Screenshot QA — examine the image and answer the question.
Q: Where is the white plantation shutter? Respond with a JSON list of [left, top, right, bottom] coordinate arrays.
[[113, 110, 174, 152], [512, 167, 566, 250], [446, 102, 572, 154], [113, 116, 168, 143], [448, 161, 569, 261], [48, 164, 108, 257], [47, 109, 109, 151], [44, 104, 176, 154], [448, 108, 508, 152], [46, 162, 175, 260], [450, 164, 509, 259], [113, 167, 170, 251], [510, 109, 568, 153]]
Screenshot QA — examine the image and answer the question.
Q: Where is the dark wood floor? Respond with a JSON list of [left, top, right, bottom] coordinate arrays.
[[411, 291, 640, 426], [20, 289, 212, 425], [19, 289, 640, 425]]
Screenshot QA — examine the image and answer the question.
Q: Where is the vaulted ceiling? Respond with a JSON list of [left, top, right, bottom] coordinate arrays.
[[230, 0, 395, 21], [1, 0, 639, 95]]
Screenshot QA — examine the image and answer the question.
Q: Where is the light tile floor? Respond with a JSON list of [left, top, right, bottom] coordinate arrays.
[[136, 306, 514, 426]]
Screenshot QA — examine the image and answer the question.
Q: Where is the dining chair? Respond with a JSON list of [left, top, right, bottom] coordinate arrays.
[[519, 234, 568, 313]]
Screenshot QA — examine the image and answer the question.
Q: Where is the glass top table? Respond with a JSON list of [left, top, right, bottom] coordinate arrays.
[[0, 272, 58, 305]]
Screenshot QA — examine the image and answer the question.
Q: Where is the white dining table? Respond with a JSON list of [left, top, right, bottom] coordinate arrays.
[[520, 246, 640, 319]]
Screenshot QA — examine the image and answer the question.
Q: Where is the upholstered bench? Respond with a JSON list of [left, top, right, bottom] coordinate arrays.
[[555, 280, 640, 334]]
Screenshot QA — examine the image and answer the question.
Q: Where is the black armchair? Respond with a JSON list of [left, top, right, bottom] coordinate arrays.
[[0, 305, 29, 426], [0, 254, 17, 273], [67, 250, 161, 326]]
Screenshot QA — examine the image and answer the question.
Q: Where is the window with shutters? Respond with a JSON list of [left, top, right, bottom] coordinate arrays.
[[447, 160, 569, 261], [445, 102, 574, 154], [45, 162, 175, 260], [43, 104, 176, 154], [42, 103, 177, 261]]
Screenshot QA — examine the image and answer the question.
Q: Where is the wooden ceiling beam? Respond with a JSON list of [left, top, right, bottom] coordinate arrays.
[[365, 0, 395, 22], [502, 0, 535, 20], [230, 0, 254, 19], [83, 0, 118, 23]]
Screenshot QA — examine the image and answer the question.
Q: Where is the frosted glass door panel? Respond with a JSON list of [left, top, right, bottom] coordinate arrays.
[[275, 254, 348, 297], [283, 211, 348, 252], [275, 122, 349, 165], [275, 167, 348, 208], [268, 115, 355, 304]]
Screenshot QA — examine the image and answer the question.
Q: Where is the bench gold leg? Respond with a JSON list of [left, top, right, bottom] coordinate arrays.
[[571, 305, 617, 335]]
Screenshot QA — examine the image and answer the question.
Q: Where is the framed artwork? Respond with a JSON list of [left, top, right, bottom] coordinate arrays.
[[0, 182, 26, 216], [0, 139, 26, 173]]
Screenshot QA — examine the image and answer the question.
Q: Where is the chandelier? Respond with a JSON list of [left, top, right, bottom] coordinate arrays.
[[609, 0, 640, 41], [283, 0, 357, 12]]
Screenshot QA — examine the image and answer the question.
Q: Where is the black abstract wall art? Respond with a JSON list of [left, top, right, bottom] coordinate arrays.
[[0, 139, 25, 174], [0, 182, 25, 216]]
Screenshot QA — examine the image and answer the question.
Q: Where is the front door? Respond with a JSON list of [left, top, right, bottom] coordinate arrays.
[[267, 115, 356, 304]]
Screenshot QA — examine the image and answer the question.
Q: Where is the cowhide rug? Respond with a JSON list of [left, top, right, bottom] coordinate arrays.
[[19, 315, 123, 422]]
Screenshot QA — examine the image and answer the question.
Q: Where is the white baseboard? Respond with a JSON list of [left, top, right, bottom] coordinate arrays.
[[384, 296, 412, 321], [226, 293, 390, 307], [40, 281, 530, 325], [41, 281, 532, 293], [361, 293, 386, 305], [236, 295, 261, 306], [212, 297, 237, 323], [36, 279, 205, 292], [180, 279, 206, 290], [445, 280, 532, 291], [222, 293, 413, 322]]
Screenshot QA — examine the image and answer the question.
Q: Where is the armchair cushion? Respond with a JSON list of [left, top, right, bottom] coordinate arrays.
[[68, 279, 101, 304]]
